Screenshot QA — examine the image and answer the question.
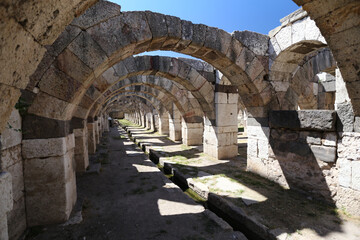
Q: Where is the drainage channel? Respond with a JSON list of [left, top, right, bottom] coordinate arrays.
[[122, 126, 269, 240]]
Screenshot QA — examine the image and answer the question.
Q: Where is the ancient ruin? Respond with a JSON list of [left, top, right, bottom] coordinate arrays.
[[0, 0, 359, 239]]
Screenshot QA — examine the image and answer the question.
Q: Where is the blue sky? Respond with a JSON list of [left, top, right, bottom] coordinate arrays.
[[109, 0, 299, 58]]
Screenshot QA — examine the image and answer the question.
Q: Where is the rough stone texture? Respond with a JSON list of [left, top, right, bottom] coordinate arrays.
[[74, 127, 89, 172], [336, 102, 354, 132], [336, 187, 360, 217], [0, 109, 22, 150], [310, 145, 336, 162], [355, 117, 360, 133], [7, 196, 26, 240], [22, 135, 74, 159], [0, 84, 21, 133], [87, 122, 96, 154], [269, 110, 336, 131], [0, 172, 13, 216], [232, 30, 269, 56], [24, 136, 76, 226]]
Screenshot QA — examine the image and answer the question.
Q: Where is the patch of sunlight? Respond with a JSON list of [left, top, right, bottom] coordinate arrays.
[[157, 199, 204, 216], [132, 164, 160, 173], [194, 174, 267, 203], [125, 150, 143, 156], [162, 182, 178, 189], [146, 138, 164, 144]]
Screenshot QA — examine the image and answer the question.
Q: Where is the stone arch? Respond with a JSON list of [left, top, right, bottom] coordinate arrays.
[[92, 76, 205, 123], [293, 0, 360, 115], [288, 48, 337, 109], [269, 12, 329, 109], [24, 0, 270, 131], [74, 55, 216, 122], [98, 86, 186, 121]]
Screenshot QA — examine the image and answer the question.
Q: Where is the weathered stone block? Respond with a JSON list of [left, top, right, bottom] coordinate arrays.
[[68, 31, 108, 71], [0, 109, 22, 150], [215, 103, 237, 127], [6, 161, 24, 202], [337, 132, 360, 160], [247, 157, 267, 178], [0, 172, 13, 216], [232, 30, 269, 56], [0, 145, 22, 170], [352, 161, 360, 191], [7, 196, 26, 240], [27, 92, 77, 121], [247, 138, 258, 158], [338, 158, 352, 188], [0, 84, 21, 133], [354, 117, 360, 133], [336, 187, 360, 217], [0, 214, 8, 240], [269, 110, 336, 131], [22, 135, 74, 159], [336, 102, 354, 132], [24, 150, 76, 226], [71, 1, 121, 29], [310, 145, 336, 162]]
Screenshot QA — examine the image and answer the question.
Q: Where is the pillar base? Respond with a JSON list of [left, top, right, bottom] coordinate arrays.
[[22, 135, 77, 226], [203, 125, 238, 160], [74, 128, 89, 172], [182, 122, 203, 146]]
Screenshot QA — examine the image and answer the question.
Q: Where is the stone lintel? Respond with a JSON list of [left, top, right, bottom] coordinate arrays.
[[23, 114, 71, 139], [269, 110, 336, 131], [215, 84, 238, 94]]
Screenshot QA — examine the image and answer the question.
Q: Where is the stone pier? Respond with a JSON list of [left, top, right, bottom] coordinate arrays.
[[204, 86, 238, 159], [182, 121, 203, 146], [87, 121, 96, 154], [169, 110, 182, 142], [158, 113, 169, 135], [22, 134, 77, 226]]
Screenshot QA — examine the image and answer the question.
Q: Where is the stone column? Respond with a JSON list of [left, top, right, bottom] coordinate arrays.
[[146, 112, 155, 131], [71, 118, 89, 172], [140, 112, 146, 128], [169, 109, 182, 141], [104, 115, 109, 132], [145, 113, 151, 130], [204, 86, 238, 159], [0, 172, 13, 240], [182, 120, 203, 146], [22, 134, 76, 226], [245, 114, 270, 178], [94, 119, 100, 144], [159, 113, 169, 135], [1, 109, 26, 239], [87, 121, 96, 154]]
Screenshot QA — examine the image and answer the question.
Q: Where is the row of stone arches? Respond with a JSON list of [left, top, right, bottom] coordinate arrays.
[[0, 0, 360, 239]]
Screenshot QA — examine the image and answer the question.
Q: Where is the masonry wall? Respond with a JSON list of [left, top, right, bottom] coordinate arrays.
[[0, 109, 27, 240], [246, 109, 360, 216], [268, 110, 338, 203]]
